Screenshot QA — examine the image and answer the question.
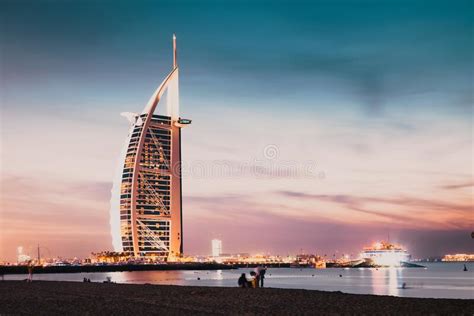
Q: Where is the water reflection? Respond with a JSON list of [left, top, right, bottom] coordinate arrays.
[[107, 270, 186, 285], [107, 269, 229, 286], [388, 268, 401, 296], [370, 268, 402, 296]]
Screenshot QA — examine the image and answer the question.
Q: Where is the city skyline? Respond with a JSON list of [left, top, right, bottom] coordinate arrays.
[[1, 0, 473, 262]]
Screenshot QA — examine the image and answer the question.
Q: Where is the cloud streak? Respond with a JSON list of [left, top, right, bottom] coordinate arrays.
[[277, 191, 473, 229], [441, 181, 474, 190]]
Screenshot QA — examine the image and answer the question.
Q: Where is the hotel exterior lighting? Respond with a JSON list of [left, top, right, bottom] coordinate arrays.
[[212, 239, 222, 257], [110, 35, 190, 260]]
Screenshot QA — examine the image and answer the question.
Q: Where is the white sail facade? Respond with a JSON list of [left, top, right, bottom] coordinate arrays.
[[110, 35, 191, 260]]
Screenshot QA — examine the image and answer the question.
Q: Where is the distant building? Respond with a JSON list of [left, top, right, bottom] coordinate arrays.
[[212, 239, 222, 257], [110, 35, 191, 260], [442, 254, 474, 262], [17, 246, 30, 263], [91, 251, 131, 264]]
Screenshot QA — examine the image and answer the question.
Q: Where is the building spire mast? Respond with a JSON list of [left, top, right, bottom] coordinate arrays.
[[173, 34, 177, 69]]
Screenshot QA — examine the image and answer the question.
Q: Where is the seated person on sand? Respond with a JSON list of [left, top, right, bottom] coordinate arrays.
[[238, 273, 248, 288]]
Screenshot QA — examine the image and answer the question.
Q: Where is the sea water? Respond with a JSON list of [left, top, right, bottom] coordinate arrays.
[[4, 262, 473, 299]]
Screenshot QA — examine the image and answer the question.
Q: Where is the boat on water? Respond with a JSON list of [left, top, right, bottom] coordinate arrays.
[[326, 241, 423, 268], [359, 241, 412, 267]]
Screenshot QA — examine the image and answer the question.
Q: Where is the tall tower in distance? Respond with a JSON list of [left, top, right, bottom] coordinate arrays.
[[212, 239, 222, 257], [110, 35, 191, 260]]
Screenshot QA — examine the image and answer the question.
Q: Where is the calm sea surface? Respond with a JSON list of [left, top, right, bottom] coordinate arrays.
[[5, 262, 473, 299]]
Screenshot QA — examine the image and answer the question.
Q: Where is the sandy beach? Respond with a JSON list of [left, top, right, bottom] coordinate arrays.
[[0, 281, 472, 315]]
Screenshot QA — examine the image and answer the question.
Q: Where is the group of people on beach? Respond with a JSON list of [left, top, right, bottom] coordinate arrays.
[[238, 266, 267, 288]]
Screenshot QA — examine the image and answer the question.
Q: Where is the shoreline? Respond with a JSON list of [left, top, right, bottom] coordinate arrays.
[[1, 261, 440, 275], [0, 263, 305, 275], [0, 263, 236, 275], [0, 281, 472, 315]]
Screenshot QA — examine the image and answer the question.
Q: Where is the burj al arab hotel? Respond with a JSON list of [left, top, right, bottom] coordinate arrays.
[[110, 35, 191, 260]]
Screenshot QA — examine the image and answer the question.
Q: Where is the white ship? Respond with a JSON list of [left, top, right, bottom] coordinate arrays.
[[360, 241, 411, 267]]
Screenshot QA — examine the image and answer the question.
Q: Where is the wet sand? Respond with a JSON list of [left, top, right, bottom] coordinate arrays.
[[0, 281, 472, 315]]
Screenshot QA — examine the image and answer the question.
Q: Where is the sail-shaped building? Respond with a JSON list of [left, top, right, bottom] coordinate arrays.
[[110, 35, 191, 260]]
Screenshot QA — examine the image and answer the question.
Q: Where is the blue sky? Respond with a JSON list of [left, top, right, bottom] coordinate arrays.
[[3, 0, 472, 116], [1, 0, 472, 261]]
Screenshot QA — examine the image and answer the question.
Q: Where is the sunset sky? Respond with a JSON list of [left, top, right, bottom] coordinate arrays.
[[1, 0, 473, 262]]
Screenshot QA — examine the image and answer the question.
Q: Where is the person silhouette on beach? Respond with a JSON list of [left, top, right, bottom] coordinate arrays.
[[27, 261, 34, 282], [238, 273, 248, 288], [249, 271, 258, 288], [258, 267, 267, 287]]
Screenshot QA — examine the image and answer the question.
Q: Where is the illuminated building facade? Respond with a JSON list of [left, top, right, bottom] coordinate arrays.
[[211, 239, 222, 257], [442, 254, 474, 262], [110, 35, 191, 260]]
